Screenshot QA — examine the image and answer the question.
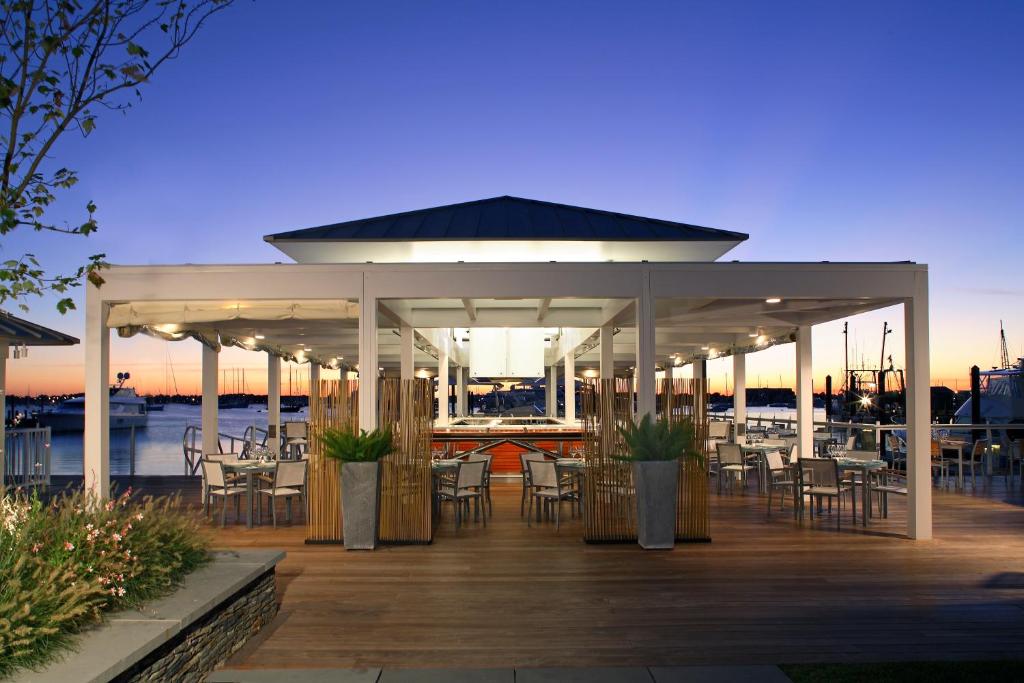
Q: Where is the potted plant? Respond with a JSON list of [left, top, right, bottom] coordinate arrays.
[[617, 414, 703, 549], [320, 427, 395, 549]]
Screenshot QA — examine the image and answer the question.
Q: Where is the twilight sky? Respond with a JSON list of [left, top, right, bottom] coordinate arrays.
[[5, 0, 1022, 395]]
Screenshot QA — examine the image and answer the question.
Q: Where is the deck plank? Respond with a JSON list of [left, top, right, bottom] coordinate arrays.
[[43, 474, 1024, 668]]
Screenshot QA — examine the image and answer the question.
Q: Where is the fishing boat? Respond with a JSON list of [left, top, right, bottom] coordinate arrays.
[[38, 373, 148, 433]]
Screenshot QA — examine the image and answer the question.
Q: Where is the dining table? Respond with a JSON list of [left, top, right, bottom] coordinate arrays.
[[834, 456, 887, 526], [223, 460, 277, 529]]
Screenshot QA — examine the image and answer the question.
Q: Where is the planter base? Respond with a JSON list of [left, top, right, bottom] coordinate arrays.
[[633, 460, 680, 550]]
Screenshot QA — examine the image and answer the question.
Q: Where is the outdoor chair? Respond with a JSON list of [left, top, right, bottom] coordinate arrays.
[[478, 452, 494, 518], [257, 460, 307, 527], [526, 459, 576, 531], [716, 442, 755, 494], [885, 433, 908, 471], [931, 440, 956, 488], [798, 457, 855, 530], [520, 452, 550, 517], [283, 421, 308, 459], [436, 458, 487, 530], [765, 449, 797, 518], [957, 439, 988, 489], [201, 458, 246, 527], [869, 468, 907, 519]]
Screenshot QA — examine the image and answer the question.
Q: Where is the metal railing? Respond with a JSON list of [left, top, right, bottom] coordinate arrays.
[[182, 424, 271, 476], [4, 427, 51, 488]]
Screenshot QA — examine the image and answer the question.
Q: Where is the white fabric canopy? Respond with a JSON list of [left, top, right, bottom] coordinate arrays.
[[106, 299, 359, 328]]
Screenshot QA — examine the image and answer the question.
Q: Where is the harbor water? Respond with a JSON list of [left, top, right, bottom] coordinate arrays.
[[48, 404, 308, 476]]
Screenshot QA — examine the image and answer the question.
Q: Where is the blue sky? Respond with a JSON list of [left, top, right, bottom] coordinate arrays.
[[7, 0, 1023, 393]]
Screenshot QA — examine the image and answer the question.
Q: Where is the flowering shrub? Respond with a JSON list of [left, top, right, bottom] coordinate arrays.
[[0, 488, 209, 677]]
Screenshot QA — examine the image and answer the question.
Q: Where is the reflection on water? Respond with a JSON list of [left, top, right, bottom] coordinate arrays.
[[50, 404, 308, 476]]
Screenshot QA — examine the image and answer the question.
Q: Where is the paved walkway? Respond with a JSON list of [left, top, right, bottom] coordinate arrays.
[[207, 665, 792, 682]]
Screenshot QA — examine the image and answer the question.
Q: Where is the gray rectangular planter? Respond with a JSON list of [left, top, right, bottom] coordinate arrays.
[[633, 460, 680, 550], [341, 461, 382, 550]]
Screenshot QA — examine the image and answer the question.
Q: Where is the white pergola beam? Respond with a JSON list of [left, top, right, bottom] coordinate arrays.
[[537, 297, 551, 322], [267, 353, 281, 456], [795, 325, 813, 460], [905, 275, 932, 540], [201, 344, 219, 458], [83, 287, 110, 499], [461, 298, 477, 322]]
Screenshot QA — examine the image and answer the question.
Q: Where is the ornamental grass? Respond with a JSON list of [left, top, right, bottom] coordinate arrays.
[[0, 488, 210, 677]]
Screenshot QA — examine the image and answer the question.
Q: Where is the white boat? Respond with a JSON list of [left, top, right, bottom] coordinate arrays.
[[39, 377, 149, 433], [954, 360, 1024, 426]]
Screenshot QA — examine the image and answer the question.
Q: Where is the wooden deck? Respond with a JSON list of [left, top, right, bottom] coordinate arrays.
[[47, 474, 1024, 667]]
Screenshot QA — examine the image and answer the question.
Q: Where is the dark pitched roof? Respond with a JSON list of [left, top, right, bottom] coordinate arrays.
[[0, 311, 79, 346], [264, 196, 748, 243]]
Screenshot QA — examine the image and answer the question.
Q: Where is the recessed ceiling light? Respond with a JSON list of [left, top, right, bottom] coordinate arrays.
[[701, 345, 710, 351], [303, 347, 312, 352], [748, 331, 758, 338], [765, 297, 782, 304], [254, 333, 265, 340]]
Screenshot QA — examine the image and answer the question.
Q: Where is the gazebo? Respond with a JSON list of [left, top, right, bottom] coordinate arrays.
[[80, 196, 932, 539]]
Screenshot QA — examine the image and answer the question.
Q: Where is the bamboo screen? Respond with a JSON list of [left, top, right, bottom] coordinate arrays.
[[661, 377, 711, 541], [581, 378, 637, 542], [377, 378, 434, 543], [306, 378, 359, 543]]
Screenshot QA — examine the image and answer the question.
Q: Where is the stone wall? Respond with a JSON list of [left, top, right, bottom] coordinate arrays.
[[115, 569, 278, 683]]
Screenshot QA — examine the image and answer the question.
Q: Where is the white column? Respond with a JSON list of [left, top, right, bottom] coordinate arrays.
[[436, 344, 449, 425], [905, 276, 932, 540], [400, 324, 414, 380], [84, 287, 110, 499], [0, 344, 7, 492], [600, 324, 614, 380], [309, 362, 320, 400], [201, 344, 219, 457], [733, 352, 746, 438], [635, 272, 656, 420], [455, 365, 466, 416], [563, 353, 576, 423], [461, 367, 470, 416], [546, 364, 557, 418], [795, 324, 813, 460], [358, 282, 378, 430], [267, 354, 281, 457], [692, 359, 706, 382]]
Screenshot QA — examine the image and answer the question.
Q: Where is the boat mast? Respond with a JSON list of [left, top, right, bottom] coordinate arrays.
[[879, 322, 891, 393], [1001, 320, 1011, 369]]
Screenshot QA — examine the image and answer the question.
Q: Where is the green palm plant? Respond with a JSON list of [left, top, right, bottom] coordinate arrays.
[[319, 427, 395, 463], [616, 414, 704, 463]]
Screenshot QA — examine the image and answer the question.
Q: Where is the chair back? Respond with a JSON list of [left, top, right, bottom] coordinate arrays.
[[765, 449, 787, 472], [845, 435, 857, 451], [708, 421, 730, 439], [284, 421, 307, 439], [971, 439, 988, 460], [717, 442, 743, 466], [520, 451, 548, 474], [457, 459, 486, 488], [800, 457, 838, 487], [201, 458, 226, 488], [527, 459, 558, 489], [275, 460, 306, 488]]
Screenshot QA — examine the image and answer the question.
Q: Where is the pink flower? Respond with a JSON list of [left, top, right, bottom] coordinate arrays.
[[64, 541, 74, 551], [31, 543, 41, 553], [104, 501, 115, 512], [111, 532, 122, 543], [135, 513, 144, 521]]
